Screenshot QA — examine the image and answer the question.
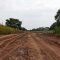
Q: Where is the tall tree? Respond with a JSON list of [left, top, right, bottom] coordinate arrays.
[[55, 9, 60, 26], [6, 18, 22, 29]]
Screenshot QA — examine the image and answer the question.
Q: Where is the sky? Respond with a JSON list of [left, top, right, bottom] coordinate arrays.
[[0, 0, 60, 29]]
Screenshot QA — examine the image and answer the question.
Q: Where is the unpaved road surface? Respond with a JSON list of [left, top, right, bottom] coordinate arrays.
[[0, 32, 60, 60]]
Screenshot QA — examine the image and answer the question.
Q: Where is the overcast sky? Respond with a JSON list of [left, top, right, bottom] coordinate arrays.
[[0, 0, 60, 29]]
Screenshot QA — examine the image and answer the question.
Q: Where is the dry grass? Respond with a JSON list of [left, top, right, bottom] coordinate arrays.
[[0, 25, 20, 34]]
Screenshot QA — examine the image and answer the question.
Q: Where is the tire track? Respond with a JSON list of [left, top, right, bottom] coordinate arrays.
[[0, 33, 25, 51], [0, 33, 26, 60], [36, 33, 60, 56], [0, 34, 17, 41], [2, 33, 43, 60], [0, 32, 60, 60], [31, 33, 60, 60]]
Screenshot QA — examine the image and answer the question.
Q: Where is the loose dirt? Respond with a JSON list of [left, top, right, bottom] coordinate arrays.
[[0, 32, 60, 60]]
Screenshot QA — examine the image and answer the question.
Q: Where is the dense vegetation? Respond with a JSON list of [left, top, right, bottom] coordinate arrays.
[[31, 27, 49, 31], [0, 25, 20, 34], [6, 18, 22, 30], [50, 9, 60, 34], [0, 18, 26, 35]]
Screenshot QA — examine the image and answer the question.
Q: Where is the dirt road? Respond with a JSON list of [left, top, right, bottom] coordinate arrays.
[[0, 32, 60, 60]]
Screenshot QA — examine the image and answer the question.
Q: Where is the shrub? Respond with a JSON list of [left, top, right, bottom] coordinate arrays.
[[0, 25, 20, 34], [54, 27, 60, 35]]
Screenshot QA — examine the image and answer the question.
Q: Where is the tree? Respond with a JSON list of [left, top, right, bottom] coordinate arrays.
[[21, 27, 27, 31], [55, 9, 60, 26], [49, 22, 57, 30], [50, 9, 60, 30], [6, 18, 22, 30]]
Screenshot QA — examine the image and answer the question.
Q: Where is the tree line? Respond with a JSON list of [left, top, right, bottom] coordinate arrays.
[[0, 18, 27, 34], [31, 9, 60, 34], [0, 9, 60, 34]]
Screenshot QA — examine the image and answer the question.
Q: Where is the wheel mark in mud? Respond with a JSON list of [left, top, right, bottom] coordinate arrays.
[[31, 33, 60, 60], [0, 33, 26, 59], [0, 34, 21, 49], [0, 32, 60, 60]]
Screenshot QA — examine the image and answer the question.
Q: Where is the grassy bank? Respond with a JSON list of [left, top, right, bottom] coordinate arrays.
[[0, 25, 20, 35]]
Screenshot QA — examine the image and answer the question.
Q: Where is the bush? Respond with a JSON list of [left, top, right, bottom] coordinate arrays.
[[0, 25, 20, 34], [54, 27, 60, 35]]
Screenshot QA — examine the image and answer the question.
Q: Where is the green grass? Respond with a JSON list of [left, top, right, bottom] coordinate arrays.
[[0, 25, 20, 34]]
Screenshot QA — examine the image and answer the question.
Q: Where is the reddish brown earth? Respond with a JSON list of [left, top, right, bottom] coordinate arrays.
[[0, 32, 60, 60]]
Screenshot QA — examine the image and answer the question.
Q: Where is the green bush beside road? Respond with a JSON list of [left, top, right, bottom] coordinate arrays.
[[0, 25, 20, 34]]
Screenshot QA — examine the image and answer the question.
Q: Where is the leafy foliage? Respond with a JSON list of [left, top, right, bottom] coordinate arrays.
[[55, 9, 60, 26], [6, 18, 22, 30], [21, 27, 27, 31], [50, 9, 60, 34], [50, 22, 57, 30]]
